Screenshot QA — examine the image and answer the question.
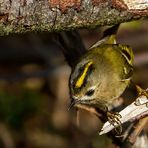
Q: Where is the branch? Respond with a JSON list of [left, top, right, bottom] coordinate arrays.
[[128, 116, 148, 144], [1, 0, 148, 35], [75, 104, 102, 118], [99, 89, 148, 135]]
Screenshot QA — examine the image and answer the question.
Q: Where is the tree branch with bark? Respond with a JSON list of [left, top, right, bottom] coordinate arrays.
[[0, 0, 148, 35]]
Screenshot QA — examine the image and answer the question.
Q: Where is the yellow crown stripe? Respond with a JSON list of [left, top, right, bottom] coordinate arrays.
[[75, 61, 93, 88]]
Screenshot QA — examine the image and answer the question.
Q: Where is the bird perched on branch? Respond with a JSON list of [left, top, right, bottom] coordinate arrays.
[[68, 25, 134, 132]]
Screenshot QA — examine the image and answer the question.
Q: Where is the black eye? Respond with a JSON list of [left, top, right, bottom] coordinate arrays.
[[85, 89, 95, 96]]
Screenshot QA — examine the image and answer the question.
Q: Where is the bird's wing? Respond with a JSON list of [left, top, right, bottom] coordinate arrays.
[[118, 44, 134, 81]]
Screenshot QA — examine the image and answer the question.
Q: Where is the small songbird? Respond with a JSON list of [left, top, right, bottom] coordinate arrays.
[[68, 27, 134, 129]]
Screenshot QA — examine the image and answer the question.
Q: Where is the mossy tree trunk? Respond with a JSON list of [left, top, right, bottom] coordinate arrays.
[[0, 0, 148, 35]]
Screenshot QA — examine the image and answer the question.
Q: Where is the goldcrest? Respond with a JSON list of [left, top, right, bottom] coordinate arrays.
[[68, 32, 134, 119]]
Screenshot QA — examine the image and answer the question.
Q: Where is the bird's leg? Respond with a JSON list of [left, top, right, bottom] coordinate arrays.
[[136, 85, 148, 98], [135, 85, 148, 106], [106, 108, 122, 134]]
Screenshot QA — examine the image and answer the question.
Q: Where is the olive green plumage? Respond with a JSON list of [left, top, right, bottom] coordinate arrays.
[[69, 34, 134, 112]]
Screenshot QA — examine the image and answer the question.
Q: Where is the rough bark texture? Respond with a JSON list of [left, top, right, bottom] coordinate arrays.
[[0, 0, 148, 35]]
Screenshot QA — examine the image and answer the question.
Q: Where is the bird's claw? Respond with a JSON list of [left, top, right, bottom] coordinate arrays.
[[136, 85, 148, 98], [135, 85, 148, 107], [107, 111, 122, 134]]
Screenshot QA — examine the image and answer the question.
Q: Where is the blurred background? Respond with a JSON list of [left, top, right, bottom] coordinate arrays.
[[0, 19, 148, 148]]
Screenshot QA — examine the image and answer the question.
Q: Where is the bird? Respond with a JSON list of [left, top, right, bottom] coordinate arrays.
[[68, 26, 134, 132]]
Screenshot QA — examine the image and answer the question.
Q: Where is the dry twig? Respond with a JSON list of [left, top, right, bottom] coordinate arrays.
[[128, 116, 148, 144], [75, 104, 101, 118], [99, 88, 148, 135], [76, 108, 80, 127]]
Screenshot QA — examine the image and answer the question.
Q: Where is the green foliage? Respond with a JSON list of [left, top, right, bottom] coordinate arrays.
[[0, 90, 40, 129]]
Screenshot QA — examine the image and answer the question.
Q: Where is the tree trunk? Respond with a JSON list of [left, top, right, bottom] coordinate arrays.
[[0, 0, 148, 35]]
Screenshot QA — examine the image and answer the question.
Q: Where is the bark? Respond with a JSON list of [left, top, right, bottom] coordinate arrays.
[[0, 0, 148, 35]]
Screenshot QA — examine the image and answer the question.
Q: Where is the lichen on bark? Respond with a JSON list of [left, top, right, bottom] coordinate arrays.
[[0, 0, 147, 35]]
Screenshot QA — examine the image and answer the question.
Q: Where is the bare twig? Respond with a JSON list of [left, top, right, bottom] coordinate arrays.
[[132, 132, 148, 148], [99, 89, 148, 135], [75, 104, 101, 118], [76, 108, 80, 127], [128, 116, 148, 144]]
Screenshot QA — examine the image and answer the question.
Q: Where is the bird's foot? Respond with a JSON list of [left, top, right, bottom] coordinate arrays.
[[136, 85, 148, 98], [135, 85, 148, 107], [107, 111, 122, 134]]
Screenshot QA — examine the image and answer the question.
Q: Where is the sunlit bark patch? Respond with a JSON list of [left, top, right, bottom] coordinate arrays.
[[49, 0, 81, 12]]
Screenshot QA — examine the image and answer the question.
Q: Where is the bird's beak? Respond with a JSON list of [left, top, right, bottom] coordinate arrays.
[[68, 98, 80, 111]]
